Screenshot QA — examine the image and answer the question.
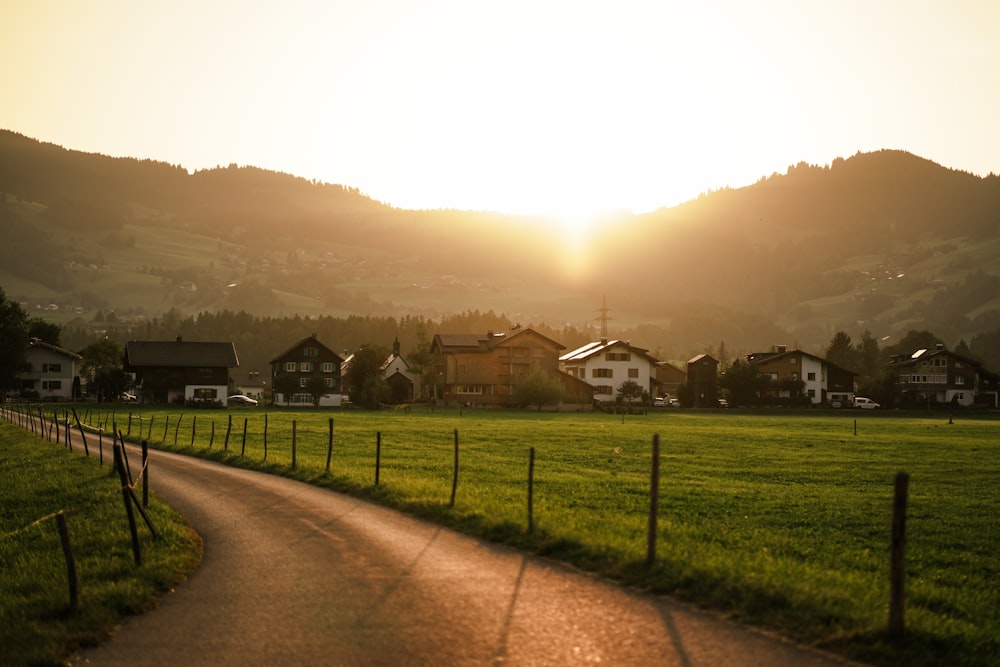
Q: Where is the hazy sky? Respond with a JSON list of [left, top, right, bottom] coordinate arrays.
[[3, 1, 998, 219]]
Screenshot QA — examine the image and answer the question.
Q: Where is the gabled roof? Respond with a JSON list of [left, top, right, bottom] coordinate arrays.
[[688, 353, 717, 364], [125, 340, 239, 368], [268, 335, 343, 364], [892, 347, 999, 378], [559, 339, 658, 364], [747, 348, 857, 376], [433, 328, 565, 354], [27, 339, 82, 360]]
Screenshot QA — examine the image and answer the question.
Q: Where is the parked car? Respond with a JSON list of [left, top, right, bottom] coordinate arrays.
[[717, 398, 729, 408], [854, 397, 880, 409], [653, 397, 666, 407], [121, 392, 137, 402], [228, 394, 258, 406], [667, 398, 681, 408]]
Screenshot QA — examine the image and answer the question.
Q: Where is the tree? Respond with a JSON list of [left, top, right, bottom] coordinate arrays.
[[719, 358, 770, 406], [28, 317, 61, 346], [406, 325, 434, 399], [825, 331, 856, 371], [0, 287, 30, 396], [346, 345, 391, 409], [81, 338, 127, 402], [272, 373, 299, 406], [512, 370, 565, 411], [856, 330, 881, 380], [617, 379, 643, 410], [305, 375, 330, 407]]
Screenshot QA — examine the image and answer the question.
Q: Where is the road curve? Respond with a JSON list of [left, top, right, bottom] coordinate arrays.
[[71, 446, 858, 667]]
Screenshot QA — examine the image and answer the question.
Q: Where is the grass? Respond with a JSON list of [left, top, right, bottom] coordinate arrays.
[[0, 421, 202, 667], [11, 404, 1000, 666]]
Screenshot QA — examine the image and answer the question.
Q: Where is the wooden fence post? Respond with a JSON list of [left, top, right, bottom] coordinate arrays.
[[889, 471, 909, 641], [72, 409, 89, 457], [173, 414, 182, 446], [210, 420, 215, 448], [224, 414, 232, 451], [241, 418, 248, 456], [142, 440, 149, 509], [647, 434, 660, 566], [162, 416, 169, 444], [191, 415, 197, 447], [263, 414, 268, 461], [55, 512, 78, 611], [527, 447, 536, 534], [375, 431, 381, 486], [114, 443, 142, 566], [325, 418, 334, 474], [450, 429, 459, 507], [292, 420, 297, 468]]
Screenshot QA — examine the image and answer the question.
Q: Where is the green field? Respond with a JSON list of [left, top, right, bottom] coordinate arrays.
[[11, 405, 1000, 666]]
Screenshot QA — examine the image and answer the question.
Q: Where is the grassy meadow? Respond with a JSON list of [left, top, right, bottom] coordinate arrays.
[[10, 404, 1000, 666], [0, 421, 202, 667]]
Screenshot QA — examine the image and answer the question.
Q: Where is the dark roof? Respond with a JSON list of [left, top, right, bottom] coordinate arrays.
[[434, 328, 566, 354], [125, 340, 239, 368], [28, 339, 82, 360], [268, 335, 343, 364]]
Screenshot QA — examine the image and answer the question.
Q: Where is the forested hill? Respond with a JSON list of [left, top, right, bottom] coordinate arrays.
[[1, 129, 999, 367]]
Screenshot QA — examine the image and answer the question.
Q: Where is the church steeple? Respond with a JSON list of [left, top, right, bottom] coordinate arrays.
[[392, 335, 401, 356]]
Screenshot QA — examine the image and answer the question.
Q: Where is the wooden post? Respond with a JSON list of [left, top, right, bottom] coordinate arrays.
[[142, 440, 149, 509], [162, 416, 169, 444], [647, 434, 660, 566], [173, 414, 182, 446], [191, 415, 197, 447], [527, 447, 536, 534], [325, 418, 334, 474], [854, 419, 857, 436], [147, 414, 154, 441], [72, 409, 89, 456], [450, 429, 459, 507], [263, 414, 268, 461], [209, 420, 215, 448], [375, 431, 381, 486], [292, 420, 297, 468], [224, 414, 232, 451], [127, 413, 132, 437], [889, 471, 909, 641], [241, 418, 248, 456], [114, 443, 142, 566], [55, 512, 78, 611]]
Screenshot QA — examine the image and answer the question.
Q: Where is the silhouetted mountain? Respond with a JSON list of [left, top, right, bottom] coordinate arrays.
[[1, 130, 998, 362]]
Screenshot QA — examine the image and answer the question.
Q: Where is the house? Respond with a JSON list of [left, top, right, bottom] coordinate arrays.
[[890, 344, 1000, 408], [687, 354, 718, 407], [559, 338, 660, 404], [431, 328, 592, 408], [124, 338, 239, 405], [269, 334, 344, 407], [231, 370, 268, 403], [654, 361, 687, 399], [15, 339, 82, 401], [746, 345, 856, 405], [381, 337, 417, 404]]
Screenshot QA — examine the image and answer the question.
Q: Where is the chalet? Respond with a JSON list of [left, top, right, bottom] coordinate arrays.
[[559, 338, 660, 403], [746, 345, 856, 405], [432, 328, 592, 408], [269, 334, 344, 407], [654, 361, 686, 400], [687, 354, 718, 407], [381, 337, 417, 404], [890, 344, 999, 408], [15, 339, 82, 401], [124, 338, 239, 405]]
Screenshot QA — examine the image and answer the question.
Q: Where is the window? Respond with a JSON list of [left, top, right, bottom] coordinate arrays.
[[303, 346, 319, 357], [299, 378, 309, 387], [807, 389, 815, 398], [807, 372, 816, 381], [456, 384, 484, 394], [285, 361, 296, 372], [628, 368, 639, 378], [594, 385, 613, 395], [789, 356, 797, 364], [300, 362, 313, 373], [791, 373, 798, 381], [42, 380, 62, 390], [194, 387, 217, 400], [322, 362, 334, 373], [592, 368, 613, 378], [605, 352, 631, 362], [42, 363, 62, 373], [955, 376, 965, 386], [325, 377, 334, 388]]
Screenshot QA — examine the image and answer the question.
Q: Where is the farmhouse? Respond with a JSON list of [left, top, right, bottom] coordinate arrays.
[[746, 345, 856, 405], [431, 328, 592, 407], [890, 344, 1000, 408], [124, 338, 239, 405], [15, 339, 82, 401], [687, 354, 718, 407], [559, 338, 660, 403], [269, 334, 344, 407]]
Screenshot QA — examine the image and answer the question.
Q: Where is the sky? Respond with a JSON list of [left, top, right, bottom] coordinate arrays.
[[2, 1, 999, 225]]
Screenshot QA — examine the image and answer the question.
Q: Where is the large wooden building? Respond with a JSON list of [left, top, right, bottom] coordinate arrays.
[[124, 338, 239, 405]]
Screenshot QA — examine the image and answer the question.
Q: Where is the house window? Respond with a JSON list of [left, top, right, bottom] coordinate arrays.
[[42, 380, 62, 390], [792, 373, 798, 381], [594, 385, 613, 395], [299, 378, 309, 387], [593, 368, 613, 378], [807, 372, 816, 381], [303, 346, 319, 357], [605, 352, 631, 362], [322, 362, 334, 373], [194, 387, 217, 400], [300, 362, 313, 373], [285, 361, 296, 372], [789, 357, 797, 364], [807, 389, 815, 398], [456, 384, 484, 394], [628, 368, 639, 378], [325, 377, 334, 388], [42, 363, 62, 373], [955, 376, 965, 386]]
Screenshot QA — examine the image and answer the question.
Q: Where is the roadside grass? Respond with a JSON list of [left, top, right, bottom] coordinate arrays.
[[0, 422, 202, 667], [25, 405, 1000, 666]]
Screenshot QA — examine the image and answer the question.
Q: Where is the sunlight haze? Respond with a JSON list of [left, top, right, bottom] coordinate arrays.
[[2, 0, 998, 230]]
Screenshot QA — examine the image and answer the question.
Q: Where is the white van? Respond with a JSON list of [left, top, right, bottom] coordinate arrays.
[[854, 397, 880, 409]]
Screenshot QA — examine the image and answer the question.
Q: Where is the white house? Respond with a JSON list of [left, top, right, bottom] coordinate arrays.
[[16, 339, 82, 400], [559, 338, 659, 403]]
